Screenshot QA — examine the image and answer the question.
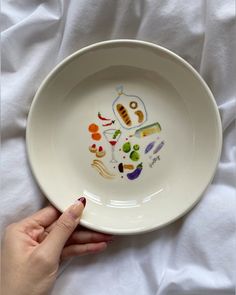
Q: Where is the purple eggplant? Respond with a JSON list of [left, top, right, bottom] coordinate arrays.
[[153, 141, 164, 154], [127, 163, 143, 180], [145, 141, 155, 154]]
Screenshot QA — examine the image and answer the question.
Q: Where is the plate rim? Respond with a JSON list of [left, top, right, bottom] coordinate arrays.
[[26, 39, 223, 235]]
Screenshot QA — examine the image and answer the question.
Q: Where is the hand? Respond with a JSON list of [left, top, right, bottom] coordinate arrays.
[[1, 198, 113, 295]]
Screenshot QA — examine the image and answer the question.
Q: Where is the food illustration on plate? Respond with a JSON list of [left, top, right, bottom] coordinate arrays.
[[103, 129, 121, 163], [145, 141, 155, 154], [91, 159, 116, 179], [149, 156, 160, 168], [153, 141, 165, 154], [118, 163, 134, 173], [87, 86, 166, 180], [89, 144, 97, 153], [96, 146, 106, 158], [89, 144, 106, 158], [127, 163, 143, 180], [129, 122, 161, 138], [98, 112, 115, 126], [88, 123, 102, 140], [112, 85, 147, 129]]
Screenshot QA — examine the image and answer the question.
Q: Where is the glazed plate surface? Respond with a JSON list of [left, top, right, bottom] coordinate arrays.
[[26, 40, 222, 234]]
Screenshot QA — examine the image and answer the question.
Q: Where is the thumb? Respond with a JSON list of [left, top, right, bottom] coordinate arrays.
[[40, 197, 86, 259]]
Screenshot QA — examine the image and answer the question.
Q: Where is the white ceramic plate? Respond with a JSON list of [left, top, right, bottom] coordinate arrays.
[[26, 40, 222, 235]]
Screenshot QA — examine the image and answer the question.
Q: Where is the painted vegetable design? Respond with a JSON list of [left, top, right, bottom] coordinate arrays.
[[122, 143, 140, 162], [153, 141, 165, 154], [130, 151, 140, 161], [122, 142, 131, 153], [87, 87, 165, 181], [98, 112, 115, 126], [145, 141, 155, 154], [98, 112, 111, 121], [127, 163, 143, 180], [102, 121, 115, 127], [113, 129, 121, 139]]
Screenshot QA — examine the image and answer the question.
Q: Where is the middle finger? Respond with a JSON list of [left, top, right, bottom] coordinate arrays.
[[66, 230, 113, 246]]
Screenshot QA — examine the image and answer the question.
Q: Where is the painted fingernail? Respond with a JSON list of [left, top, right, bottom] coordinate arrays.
[[69, 202, 84, 220], [78, 197, 86, 207]]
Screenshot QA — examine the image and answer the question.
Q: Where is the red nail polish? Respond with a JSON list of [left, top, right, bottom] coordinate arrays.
[[78, 197, 86, 207]]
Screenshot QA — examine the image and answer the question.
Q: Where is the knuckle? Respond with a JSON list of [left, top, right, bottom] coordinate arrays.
[[56, 217, 75, 233], [82, 244, 91, 254]]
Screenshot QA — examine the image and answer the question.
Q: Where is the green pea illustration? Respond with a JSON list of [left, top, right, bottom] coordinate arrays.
[[123, 142, 131, 153], [130, 151, 140, 161], [133, 144, 140, 151]]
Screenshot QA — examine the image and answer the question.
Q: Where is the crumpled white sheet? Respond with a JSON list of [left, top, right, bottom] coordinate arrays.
[[1, 0, 236, 294]]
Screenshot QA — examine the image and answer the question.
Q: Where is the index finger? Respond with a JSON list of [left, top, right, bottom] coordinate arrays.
[[29, 205, 61, 227]]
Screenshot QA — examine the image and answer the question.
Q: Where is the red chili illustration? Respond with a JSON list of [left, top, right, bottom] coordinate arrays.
[[102, 120, 115, 127], [98, 112, 111, 121]]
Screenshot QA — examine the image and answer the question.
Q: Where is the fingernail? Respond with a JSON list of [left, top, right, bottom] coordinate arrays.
[[78, 197, 86, 207], [69, 202, 83, 220]]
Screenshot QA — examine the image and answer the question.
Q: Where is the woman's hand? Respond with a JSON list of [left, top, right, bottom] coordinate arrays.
[[1, 198, 113, 295]]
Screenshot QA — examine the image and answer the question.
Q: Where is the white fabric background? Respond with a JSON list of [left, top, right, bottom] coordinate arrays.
[[1, 1, 236, 294]]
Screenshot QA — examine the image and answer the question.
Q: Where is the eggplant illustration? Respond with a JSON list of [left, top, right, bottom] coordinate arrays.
[[127, 163, 143, 180]]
